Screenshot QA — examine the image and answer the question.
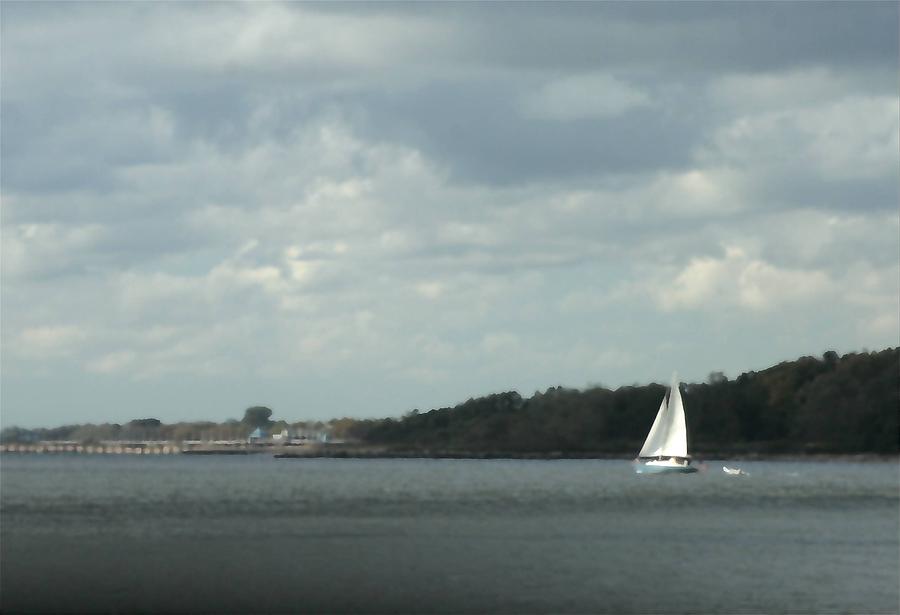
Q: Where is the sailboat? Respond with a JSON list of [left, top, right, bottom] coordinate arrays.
[[634, 375, 698, 474]]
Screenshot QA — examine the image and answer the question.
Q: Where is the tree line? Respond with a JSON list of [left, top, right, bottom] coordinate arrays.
[[2, 348, 897, 455], [346, 348, 899, 455], [0, 406, 329, 445]]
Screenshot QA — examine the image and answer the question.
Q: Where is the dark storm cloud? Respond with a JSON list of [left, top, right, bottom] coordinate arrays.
[[346, 78, 702, 185], [755, 173, 900, 214], [3, 1, 897, 194], [312, 2, 898, 72]]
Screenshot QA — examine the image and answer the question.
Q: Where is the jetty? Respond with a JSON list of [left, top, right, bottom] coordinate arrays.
[[0, 441, 181, 455], [0, 440, 341, 457]]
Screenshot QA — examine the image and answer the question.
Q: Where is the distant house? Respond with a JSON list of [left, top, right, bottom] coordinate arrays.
[[271, 429, 289, 443], [247, 427, 266, 443], [281, 427, 334, 445]]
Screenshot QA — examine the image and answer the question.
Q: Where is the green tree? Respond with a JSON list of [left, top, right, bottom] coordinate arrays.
[[242, 406, 274, 429]]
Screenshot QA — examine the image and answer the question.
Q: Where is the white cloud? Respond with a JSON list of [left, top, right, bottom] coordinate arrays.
[[520, 73, 650, 120], [706, 95, 899, 182], [481, 332, 519, 354], [634, 167, 745, 217], [1, 223, 108, 279], [17, 326, 88, 358], [162, 4, 453, 73], [86, 351, 136, 374], [415, 282, 445, 300], [863, 312, 899, 339], [658, 246, 832, 312], [711, 68, 881, 111]]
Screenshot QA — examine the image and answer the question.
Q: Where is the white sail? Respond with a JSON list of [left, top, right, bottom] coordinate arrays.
[[637, 376, 688, 458], [660, 378, 688, 457], [638, 396, 669, 457]]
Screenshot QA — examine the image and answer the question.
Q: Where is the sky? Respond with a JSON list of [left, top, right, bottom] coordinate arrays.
[[1, 2, 898, 428]]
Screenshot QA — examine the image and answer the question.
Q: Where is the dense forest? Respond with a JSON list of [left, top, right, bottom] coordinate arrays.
[[2, 348, 897, 455], [345, 348, 899, 455]]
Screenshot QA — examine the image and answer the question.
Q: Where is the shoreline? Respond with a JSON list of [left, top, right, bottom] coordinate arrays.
[[273, 448, 899, 462], [2, 442, 895, 462]]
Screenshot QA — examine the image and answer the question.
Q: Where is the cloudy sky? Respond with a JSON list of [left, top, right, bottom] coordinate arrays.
[[2, 2, 898, 427]]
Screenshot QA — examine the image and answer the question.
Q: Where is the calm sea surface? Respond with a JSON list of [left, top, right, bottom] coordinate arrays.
[[1, 455, 897, 614]]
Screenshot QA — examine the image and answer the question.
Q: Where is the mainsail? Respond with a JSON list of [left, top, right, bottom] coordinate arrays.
[[638, 376, 688, 458], [663, 378, 688, 457]]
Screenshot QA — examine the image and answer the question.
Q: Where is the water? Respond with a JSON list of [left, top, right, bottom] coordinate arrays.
[[2, 456, 897, 614]]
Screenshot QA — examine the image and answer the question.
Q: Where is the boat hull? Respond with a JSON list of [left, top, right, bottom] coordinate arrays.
[[635, 463, 698, 474]]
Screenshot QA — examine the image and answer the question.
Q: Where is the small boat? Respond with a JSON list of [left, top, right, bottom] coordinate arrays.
[[635, 375, 698, 474], [723, 466, 748, 476]]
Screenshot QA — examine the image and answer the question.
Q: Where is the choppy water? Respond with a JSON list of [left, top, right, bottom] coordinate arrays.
[[1, 455, 897, 614]]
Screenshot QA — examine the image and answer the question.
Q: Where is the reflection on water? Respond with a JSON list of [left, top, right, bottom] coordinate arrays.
[[2, 456, 898, 613]]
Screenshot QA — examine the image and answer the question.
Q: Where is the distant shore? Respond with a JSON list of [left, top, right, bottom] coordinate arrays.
[[272, 446, 898, 462], [2, 441, 895, 462]]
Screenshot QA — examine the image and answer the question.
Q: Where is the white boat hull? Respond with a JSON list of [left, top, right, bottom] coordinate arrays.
[[635, 461, 698, 474]]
